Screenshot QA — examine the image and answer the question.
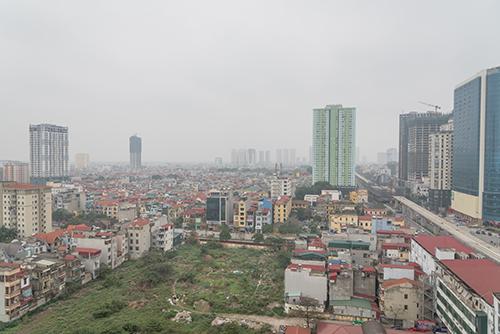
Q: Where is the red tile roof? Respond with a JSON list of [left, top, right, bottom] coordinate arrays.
[[2, 182, 50, 190], [441, 259, 500, 305], [285, 327, 311, 334], [96, 200, 119, 207], [34, 229, 67, 244], [67, 224, 91, 232], [0, 262, 20, 269], [131, 218, 150, 227], [75, 247, 101, 256], [413, 235, 473, 256], [382, 278, 419, 289], [317, 322, 415, 334]]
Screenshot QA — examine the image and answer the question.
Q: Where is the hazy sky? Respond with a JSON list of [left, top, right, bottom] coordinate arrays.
[[1, 1, 499, 163]]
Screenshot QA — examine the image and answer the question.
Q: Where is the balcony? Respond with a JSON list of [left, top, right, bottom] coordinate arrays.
[[5, 288, 22, 299], [3, 279, 21, 288]]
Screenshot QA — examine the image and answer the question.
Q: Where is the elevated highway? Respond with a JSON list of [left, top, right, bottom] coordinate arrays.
[[394, 196, 500, 263]]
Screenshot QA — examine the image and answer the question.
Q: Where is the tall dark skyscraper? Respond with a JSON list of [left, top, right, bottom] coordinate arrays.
[[452, 66, 500, 222], [398, 112, 450, 183], [129, 135, 142, 169]]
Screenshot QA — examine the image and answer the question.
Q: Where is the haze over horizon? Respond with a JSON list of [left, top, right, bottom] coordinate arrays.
[[1, 0, 499, 163]]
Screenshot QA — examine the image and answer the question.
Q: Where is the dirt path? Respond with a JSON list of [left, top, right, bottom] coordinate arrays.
[[220, 313, 307, 331]]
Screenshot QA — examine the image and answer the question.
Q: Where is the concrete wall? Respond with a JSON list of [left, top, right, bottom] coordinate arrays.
[[353, 270, 376, 297], [329, 270, 353, 301], [285, 269, 328, 305]]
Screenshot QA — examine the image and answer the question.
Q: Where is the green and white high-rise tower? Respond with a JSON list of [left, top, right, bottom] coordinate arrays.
[[312, 104, 356, 187]]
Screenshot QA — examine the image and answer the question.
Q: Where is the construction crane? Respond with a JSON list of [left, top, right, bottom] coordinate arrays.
[[419, 101, 441, 113]]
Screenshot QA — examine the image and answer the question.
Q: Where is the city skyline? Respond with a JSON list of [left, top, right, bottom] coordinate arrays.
[[1, 1, 500, 163]]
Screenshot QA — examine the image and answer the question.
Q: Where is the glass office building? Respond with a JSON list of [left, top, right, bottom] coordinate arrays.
[[452, 67, 500, 222]]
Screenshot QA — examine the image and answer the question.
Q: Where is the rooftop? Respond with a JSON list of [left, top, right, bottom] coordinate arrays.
[[441, 258, 500, 305], [413, 235, 473, 256], [285, 327, 311, 334], [382, 278, 420, 289]]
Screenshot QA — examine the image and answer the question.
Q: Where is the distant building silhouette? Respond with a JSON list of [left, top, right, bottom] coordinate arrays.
[[129, 135, 142, 169]]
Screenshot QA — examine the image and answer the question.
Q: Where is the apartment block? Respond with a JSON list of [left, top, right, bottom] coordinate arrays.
[[29, 124, 69, 180], [0, 182, 52, 238], [2, 162, 30, 184]]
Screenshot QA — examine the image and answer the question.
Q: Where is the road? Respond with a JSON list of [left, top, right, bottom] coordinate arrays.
[[394, 196, 500, 263]]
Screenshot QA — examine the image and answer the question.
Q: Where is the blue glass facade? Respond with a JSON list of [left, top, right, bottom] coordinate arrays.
[[483, 69, 500, 221], [452, 77, 481, 196]]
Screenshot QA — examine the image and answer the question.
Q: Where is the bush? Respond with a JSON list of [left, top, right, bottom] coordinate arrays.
[[252, 233, 264, 243], [122, 323, 140, 333], [92, 300, 126, 319], [262, 224, 274, 234], [219, 225, 231, 240], [278, 223, 302, 234], [141, 263, 173, 287], [178, 271, 196, 284], [144, 320, 163, 332]]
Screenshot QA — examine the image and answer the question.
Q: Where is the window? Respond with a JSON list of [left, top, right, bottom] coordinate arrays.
[[404, 294, 408, 299], [404, 305, 408, 310]]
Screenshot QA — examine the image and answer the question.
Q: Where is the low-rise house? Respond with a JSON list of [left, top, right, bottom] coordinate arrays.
[[34, 229, 71, 253], [28, 258, 66, 306], [95, 200, 119, 219], [73, 231, 126, 269], [380, 278, 423, 328], [284, 263, 328, 313], [349, 189, 369, 204], [330, 211, 358, 233], [274, 196, 292, 224], [331, 297, 378, 322], [0, 242, 27, 262], [378, 262, 423, 283], [73, 247, 101, 280], [363, 204, 388, 216], [357, 216, 372, 232], [127, 218, 151, 259], [62, 254, 86, 284], [151, 223, 174, 252], [255, 207, 272, 232], [353, 266, 377, 298], [382, 242, 410, 263], [0, 263, 33, 323], [328, 240, 376, 267], [329, 263, 353, 301]]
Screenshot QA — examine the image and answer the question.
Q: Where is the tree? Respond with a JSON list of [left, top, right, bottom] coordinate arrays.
[[219, 224, 231, 240], [262, 224, 274, 234], [175, 216, 184, 228], [294, 181, 335, 200], [52, 208, 74, 222], [252, 233, 264, 243], [292, 208, 312, 221], [278, 222, 302, 235], [0, 226, 17, 243]]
